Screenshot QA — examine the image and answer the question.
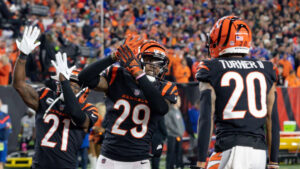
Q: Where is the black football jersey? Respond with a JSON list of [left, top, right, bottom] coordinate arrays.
[[32, 88, 98, 169], [196, 57, 276, 151], [100, 66, 178, 161]]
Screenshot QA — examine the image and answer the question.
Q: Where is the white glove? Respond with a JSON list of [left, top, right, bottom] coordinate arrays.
[[16, 26, 41, 55], [51, 52, 76, 81]]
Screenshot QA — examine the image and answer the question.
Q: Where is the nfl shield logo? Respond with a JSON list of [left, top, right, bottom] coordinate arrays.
[[134, 89, 140, 96], [101, 158, 106, 164]]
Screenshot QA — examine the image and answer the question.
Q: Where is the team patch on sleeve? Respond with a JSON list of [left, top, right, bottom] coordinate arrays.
[[161, 82, 178, 104], [195, 60, 211, 83]]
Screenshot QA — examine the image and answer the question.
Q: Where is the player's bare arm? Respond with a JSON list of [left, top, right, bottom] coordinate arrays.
[[196, 82, 216, 168], [266, 83, 280, 168], [13, 57, 39, 110], [12, 26, 41, 111]]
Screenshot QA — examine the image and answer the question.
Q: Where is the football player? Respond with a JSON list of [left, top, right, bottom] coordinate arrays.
[[195, 16, 279, 169], [78, 35, 178, 169], [12, 26, 99, 169]]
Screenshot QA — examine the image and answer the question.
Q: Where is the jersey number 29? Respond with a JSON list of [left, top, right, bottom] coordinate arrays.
[[221, 71, 267, 119], [112, 99, 150, 138]]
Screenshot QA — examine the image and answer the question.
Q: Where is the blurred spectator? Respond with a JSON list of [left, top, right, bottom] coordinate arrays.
[[297, 65, 300, 79], [0, 99, 11, 169], [279, 53, 294, 79], [284, 70, 300, 87], [276, 64, 285, 86], [78, 133, 89, 169], [165, 97, 185, 169], [0, 0, 298, 85], [0, 54, 10, 85], [188, 100, 200, 135], [174, 57, 191, 83], [19, 108, 36, 152]]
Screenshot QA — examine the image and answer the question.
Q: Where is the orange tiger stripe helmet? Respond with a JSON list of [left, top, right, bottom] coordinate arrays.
[[139, 40, 169, 79], [208, 16, 252, 58]]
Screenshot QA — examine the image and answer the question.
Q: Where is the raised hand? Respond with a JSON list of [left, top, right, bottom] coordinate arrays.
[[16, 26, 41, 55], [51, 52, 76, 81], [115, 34, 144, 62], [117, 45, 143, 77]]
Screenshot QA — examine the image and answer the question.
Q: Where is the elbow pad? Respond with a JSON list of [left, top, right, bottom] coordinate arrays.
[[197, 89, 212, 162]]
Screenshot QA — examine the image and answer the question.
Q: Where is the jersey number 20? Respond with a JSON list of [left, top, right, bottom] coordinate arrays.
[[112, 99, 150, 138], [221, 71, 267, 119]]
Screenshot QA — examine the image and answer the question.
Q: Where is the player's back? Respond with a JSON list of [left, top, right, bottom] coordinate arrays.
[[196, 57, 276, 152], [100, 66, 177, 161], [33, 88, 87, 169]]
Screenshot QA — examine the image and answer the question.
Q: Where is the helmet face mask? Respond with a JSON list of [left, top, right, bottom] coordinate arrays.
[[139, 42, 169, 80], [208, 16, 252, 58]]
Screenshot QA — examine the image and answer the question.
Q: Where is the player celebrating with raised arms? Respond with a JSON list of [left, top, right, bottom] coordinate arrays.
[[13, 26, 98, 169], [78, 35, 178, 169], [195, 16, 279, 169]]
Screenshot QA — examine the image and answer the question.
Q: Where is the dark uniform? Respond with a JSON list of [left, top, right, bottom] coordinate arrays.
[[100, 66, 178, 162], [196, 57, 276, 152], [32, 87, 98, 169]]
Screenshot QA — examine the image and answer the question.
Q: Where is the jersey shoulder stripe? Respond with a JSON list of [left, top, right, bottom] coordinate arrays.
[[161, 81, 172, 96], [38, 87, 51, 99]]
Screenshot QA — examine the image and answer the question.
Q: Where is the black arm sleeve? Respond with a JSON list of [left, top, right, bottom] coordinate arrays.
[[61, 80, 86, 126], [137, 75, 169, 115], [270, 93, 280, 163], [197, 89, 212, 162], [78, 56, 114, 88]]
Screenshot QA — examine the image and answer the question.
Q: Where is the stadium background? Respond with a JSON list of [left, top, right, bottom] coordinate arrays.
[[0, 0, 299, 168]]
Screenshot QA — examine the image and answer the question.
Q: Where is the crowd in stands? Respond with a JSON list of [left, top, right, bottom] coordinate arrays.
[[0, 0, 299, 87]]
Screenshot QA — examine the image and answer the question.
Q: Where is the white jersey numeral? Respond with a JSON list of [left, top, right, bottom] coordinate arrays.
[[41, 114, 71, 151], [221, 72, 246, 119], [221, 71, 267, 119], [112, 99, 150, 138]]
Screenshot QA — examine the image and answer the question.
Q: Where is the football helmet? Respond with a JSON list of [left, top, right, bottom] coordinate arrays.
[[207, 16, 252, 58], [139, 41, 169, 79], [69, 69, 89, 103]]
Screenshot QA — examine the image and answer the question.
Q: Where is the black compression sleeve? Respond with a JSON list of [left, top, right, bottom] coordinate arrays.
[[78, 56, 114, 88], [197, 89, 212, 162], [270, 93, 279, 163], [137, 75, 169, 115], [61, 80, 86, 126]]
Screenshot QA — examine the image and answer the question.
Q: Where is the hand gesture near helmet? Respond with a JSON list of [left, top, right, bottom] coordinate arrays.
[[117, 45, 143, 77], [16, 26, 41, 56], [116, 34, 145, 77], [51, 52, 76, 81]]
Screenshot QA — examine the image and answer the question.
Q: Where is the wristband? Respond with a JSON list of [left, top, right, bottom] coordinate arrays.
[[135, 72, 146, 80], [19, 53, 27, 60]]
